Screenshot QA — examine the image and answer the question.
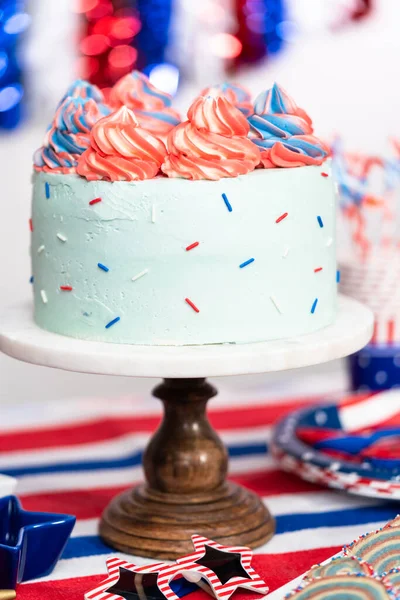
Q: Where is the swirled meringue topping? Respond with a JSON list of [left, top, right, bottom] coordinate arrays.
[[109, 71, 180, 139], [259, 136, 329, 168], [254, 82, 312, 125], [33, 97, 105, 173], [60, 79, 110, 116], [110, 70, 173, 110], [128, 107, 180, 139], [161, 96, 260, 180], [62, 79, 105, 103], [248, 82, 328, 168], [201, 83, 253, 117], [248, 113, 313, 141], [77, 106, 167, 181]]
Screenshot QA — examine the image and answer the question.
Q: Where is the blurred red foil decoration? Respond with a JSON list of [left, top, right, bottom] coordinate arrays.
[[233, 0, 267, 66], [77, 0, 141, 90], [331, 0, 374, 31], [351, 0, 373, 21]]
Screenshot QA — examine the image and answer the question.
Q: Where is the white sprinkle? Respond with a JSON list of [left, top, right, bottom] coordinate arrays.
[[151, 205, 156, 223], [37, 245, 45, 254], [326, 237, 333, 247], [334, 182, 339, 194], [131, 269, 149, 282], [57, 233, 67, 242], [270, 295, 282, 314], [40, 290, 48, 304], [282, 246, 290, 258]]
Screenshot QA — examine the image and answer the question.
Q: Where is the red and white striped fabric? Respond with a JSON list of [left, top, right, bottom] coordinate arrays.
[[6, 387, 400, 600]]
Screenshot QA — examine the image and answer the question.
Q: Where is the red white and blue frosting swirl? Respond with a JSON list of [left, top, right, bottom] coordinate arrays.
[[59, 79, 110, 115], [161, 95, 259, 180], [109, 71, 180, 139], [61, 79, 105, 103], [110, 70, 174, 110], [34, 96, 106, 173], [77, 106, 167, 181], [253, 82, 312, 125], [248, 113, 313, 144], [201, 83, 253, 117], [248, 83, 329, 168]]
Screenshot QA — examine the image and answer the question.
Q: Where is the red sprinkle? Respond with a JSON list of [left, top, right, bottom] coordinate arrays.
[[275, 212, 288, 224], [321, 172, 329, 177], [314, 267, 323, 273], [186, 241, 200, 251], [29, 218, 33, 232], [60, 285, 73, 291], [185, 298, 200, 313], [89, 197, 102, 205]]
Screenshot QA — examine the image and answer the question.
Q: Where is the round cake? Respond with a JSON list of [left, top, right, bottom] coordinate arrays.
[[31, 75, 336, 346]]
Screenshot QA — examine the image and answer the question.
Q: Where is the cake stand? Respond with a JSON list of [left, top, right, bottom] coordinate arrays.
[[0, 295, 373, 559]]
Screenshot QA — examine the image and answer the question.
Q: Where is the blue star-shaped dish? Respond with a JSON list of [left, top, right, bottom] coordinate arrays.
[[0, 495, 75, 589]]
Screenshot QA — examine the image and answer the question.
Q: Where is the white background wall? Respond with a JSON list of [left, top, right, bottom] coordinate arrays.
[[0, 0, 398, 404]]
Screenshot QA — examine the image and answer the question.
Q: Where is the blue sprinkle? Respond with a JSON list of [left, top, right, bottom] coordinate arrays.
[[29, 275, 34, 284], [98, 263, 109, 272], [336, 269, 341, 283], [45, 182, 50, 199], [222, 193, 232, 212], [317, 215, 324, 228], [239, 258, 255, 269], [105, 316, 120, 329], [311, 298, 318, 314]]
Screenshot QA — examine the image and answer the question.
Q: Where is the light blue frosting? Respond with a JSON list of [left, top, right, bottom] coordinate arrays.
[[31, 166, 336, 345]]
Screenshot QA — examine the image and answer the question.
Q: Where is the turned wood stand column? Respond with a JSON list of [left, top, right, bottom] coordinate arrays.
[[99, 378, 274, 559]]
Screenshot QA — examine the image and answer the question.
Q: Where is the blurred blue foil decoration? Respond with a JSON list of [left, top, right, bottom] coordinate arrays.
[[0, 0, 29, 129], [264, 0, 286, 55], [135, 0, 173, 70]]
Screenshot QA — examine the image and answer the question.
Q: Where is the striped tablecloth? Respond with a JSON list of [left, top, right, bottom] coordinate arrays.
[[4, 386, 399, 599]]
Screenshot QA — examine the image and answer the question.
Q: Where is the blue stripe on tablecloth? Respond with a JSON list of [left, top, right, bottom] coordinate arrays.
[[61, 504, 399, 560], [275, 504, 399, 534], [0, 442, 268, 478]]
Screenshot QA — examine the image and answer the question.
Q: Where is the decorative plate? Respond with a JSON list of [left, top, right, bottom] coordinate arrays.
[[271, 389, 400, 499]]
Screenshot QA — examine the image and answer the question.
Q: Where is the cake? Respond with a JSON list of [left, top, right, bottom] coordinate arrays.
[[31, 75, 336, 346]]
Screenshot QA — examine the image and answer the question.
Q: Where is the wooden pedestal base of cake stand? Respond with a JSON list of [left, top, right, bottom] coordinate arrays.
[[100, 377, 272, 558], [0, 296, 373, 559]]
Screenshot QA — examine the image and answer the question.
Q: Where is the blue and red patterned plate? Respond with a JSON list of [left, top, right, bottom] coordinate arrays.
[[271, 389, 400, 499]]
